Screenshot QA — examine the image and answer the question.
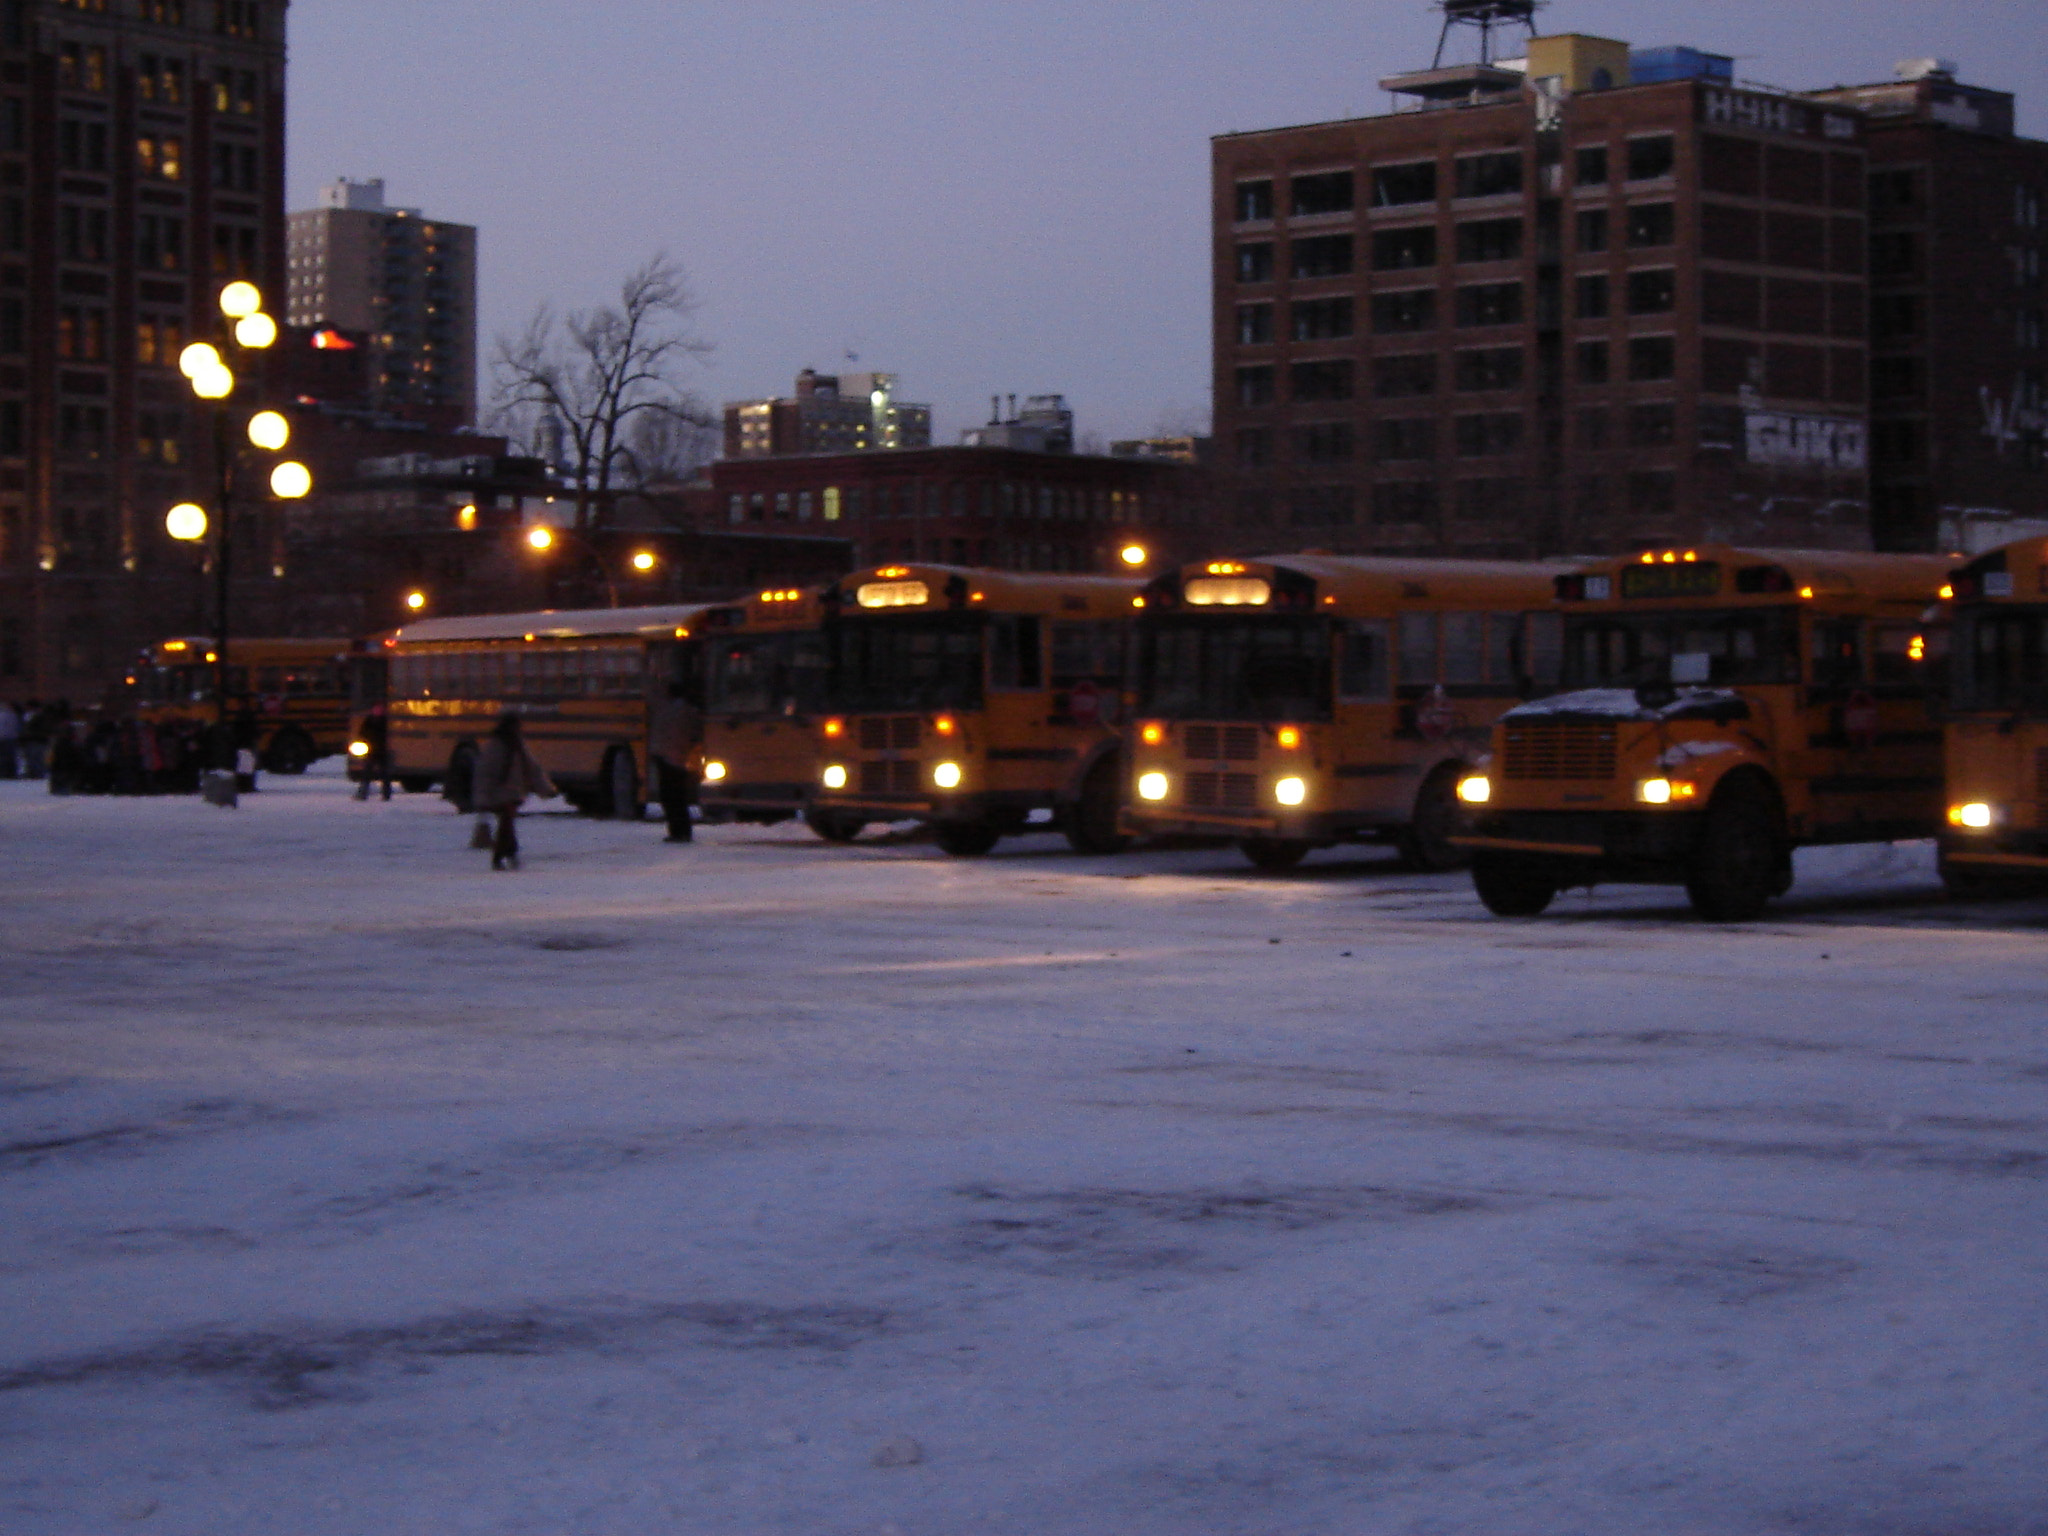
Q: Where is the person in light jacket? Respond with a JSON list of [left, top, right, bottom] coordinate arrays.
[[471, 712, 558, 871]]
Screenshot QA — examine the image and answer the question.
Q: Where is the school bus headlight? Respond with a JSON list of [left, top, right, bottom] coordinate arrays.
[[1137, 772, 1170, 802], [702, 760, 729, 783], [933, 761, 964, 790], [1457, 774, 1491, 805], [822, 764, 849, 791], [1636, 778, 1698, 805], [1950, 802, 1997, 831], [347, 740, 371, 759], [1274, 776, 1309, 808]]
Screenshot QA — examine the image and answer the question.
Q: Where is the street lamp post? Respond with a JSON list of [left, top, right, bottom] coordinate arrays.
[[165, 281, 313, 764], [525, 525, 661, 609]]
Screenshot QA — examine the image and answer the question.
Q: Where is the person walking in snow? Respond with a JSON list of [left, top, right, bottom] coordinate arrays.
[[471, 712, 557, 871]]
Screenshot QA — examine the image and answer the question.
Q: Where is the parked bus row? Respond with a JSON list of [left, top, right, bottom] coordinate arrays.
[[130, 538, 2048, 920]]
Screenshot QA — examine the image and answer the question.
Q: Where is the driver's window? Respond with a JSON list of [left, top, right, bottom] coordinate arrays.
[[1339, 621, 1390, 701]]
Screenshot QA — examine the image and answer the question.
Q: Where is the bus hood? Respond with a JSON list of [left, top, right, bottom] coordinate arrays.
[[1504, 687, 1750, 724]]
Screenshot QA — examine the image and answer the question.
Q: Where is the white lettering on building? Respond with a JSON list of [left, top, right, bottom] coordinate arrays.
[[1703, 89, 1813, 138], [1981, 381, 2048, 454], [1745, 411, 1867, 471]]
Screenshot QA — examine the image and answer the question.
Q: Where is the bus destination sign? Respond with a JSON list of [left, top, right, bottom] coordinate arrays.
[[1620, 562, 1722, 601]]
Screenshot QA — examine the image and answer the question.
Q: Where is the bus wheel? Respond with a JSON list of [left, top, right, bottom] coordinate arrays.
[[935, 820, 1001, 857], [262, 729, 316, 776], [1239, 838, 1311, 872], [1064, 757, 1130, 855], [1471, 853, 1557, 916], [1396, 764, 1469, 872], [804, 808, 868, 843], [445, 744, 479, 814], [398, 777, 435, 794], [1685, 779, 1785, 922], [605, 749, 642, 821]]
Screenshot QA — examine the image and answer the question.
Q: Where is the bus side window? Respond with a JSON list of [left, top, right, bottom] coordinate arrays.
[[1485, 613, 1521, 687], [1398, 612, 1438, 687], [1339, 621, 1390, 701], [1526, 611, 1563, 691], [1872, 624, 1934, 688], [1808, 619, 1863, 690], [1443, 613, 1485, 686], [991, 616, 1042, 689]]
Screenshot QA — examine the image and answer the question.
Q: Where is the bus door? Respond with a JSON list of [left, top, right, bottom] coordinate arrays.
[[983, 614, 1042, 792], [1801, 615, 1940, 836]]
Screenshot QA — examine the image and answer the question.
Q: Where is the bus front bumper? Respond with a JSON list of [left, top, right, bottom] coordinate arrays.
[[1121, 807, 1352, 844], [1454, 809, 1706, 877]]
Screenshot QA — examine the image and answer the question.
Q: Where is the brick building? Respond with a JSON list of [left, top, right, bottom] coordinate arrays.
[[722, 368, 931, 459], [1, 0, 288, 699], [1807, 69, 2048, 552], [703, 445, 1211, 575]]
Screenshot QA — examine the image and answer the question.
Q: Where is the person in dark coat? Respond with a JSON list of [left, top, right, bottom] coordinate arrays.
[[470, 712, 558, 871]]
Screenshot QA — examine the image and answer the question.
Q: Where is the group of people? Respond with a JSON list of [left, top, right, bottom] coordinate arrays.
[[0, 697, 259, 797], [0, 698, 64, 781]]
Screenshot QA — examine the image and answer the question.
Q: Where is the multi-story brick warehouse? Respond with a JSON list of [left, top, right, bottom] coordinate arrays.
[[1214, 31, 1882, 558], [0, 0, 288, 700], [1807, 70, 2048, 553]]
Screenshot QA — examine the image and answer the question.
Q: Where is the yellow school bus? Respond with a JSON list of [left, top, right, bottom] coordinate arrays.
[[1939, 536, 2048, 892], [1454, 545, 1950, 920], [695, 586, 839, 834], [130, 635, 352, 772], [1124, 555, 1571, 870], [383, 604, 710, 817], [807, 563, 1143, 855]]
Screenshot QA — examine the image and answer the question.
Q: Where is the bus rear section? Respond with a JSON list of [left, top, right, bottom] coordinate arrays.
[[695, 588, 837, 835], [130, 636, 352, 773], [383, 604, 709, 818], [1455, 547, 1949, 921], [809, 564, 1142, 856], [1940, 539, 2048, 892], [1125, 556, 1567, 871]]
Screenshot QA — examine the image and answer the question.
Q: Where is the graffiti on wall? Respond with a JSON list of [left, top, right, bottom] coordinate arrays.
[[1981, 381, 2048, 456], [1745, 412, 1867, 472]]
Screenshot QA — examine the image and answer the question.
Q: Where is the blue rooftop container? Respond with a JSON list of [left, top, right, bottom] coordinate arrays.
[[1631, 46, 1735, 85]]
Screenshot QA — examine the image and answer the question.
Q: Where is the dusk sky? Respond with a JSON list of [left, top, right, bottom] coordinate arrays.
[[288, 1, 2047, 446]]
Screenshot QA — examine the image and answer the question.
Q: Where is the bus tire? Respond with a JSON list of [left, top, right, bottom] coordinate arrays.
[[261, 728, 317, 776], [445, 744, 478, 814], [935, 820, 1001, 857], [1239, 837, 1311, 872], [1685, 776, 1786, 923], [1064, 757, 1130, 855], [1396, 763, 1469, 872], [398, 776, 435, 794], [605, 749, 641, 821], [804, 808, 868, 843], [1471, 852, 1558, 916]]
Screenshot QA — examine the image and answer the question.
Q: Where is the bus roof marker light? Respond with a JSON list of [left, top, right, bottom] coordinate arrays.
[[1799, 586, 1815, 600], [1939, 584, 1955, 601]]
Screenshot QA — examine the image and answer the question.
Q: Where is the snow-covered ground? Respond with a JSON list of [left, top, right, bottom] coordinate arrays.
[[2, 766, 2045, 1536]]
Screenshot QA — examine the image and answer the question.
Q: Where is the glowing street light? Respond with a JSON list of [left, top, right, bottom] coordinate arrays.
[[191, 364, 236, 400], [631, 550, 658, 573], [218, 280, 263, 319], [246, 410, 290, 451], [233, 312, 278, 349], [269, 461, 313, 500], [178, 341, 223, 379], [165, 503, 209, 542], [404, 589, 428, 613], [1119, 543, 1150, 568], [527, 526, 556, 551]]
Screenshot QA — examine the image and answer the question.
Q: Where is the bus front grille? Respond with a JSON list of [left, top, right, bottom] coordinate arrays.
[[858, 717, 921, 752], [1186, 772, 1258, 811], [1501, 722, 1618, 781], [858, 759, 923, 796], [1184, 725, 1260, 762]]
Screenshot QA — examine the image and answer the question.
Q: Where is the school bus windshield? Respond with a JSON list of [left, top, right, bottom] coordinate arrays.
[[827, 613, 985, 713], [1562, 608, 1800, 690], [1139, 614, 1332, 723], [708, 632, 827, 717], [1953, 608, 2048, 714]]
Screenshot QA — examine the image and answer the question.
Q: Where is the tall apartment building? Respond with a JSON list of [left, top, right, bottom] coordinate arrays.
[[1807, 69, 2048, 552], [286, 177, 476, 431], [723, 368, 931, 459], [0, 0, 287, 699]]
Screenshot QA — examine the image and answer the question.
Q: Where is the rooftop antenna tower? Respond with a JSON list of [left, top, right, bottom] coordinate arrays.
[[1432, 0, 1543, 68]]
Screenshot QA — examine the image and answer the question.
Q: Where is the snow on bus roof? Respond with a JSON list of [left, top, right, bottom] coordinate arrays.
[[390, 604, 715, 645]]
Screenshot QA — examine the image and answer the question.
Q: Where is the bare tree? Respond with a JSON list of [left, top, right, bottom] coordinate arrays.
[[491, 253, 715, 532]]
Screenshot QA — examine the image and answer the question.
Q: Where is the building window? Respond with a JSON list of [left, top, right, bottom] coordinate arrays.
[[1455, 282, 1523, 328], [1628, 402, 1678, 447], [1235, 427, 1272, 468], [1870, 356, 1922, 401], [0, 297, 19, 356], [1291, 171, 1354, 217], [1454, 478, 1523, 521], [1235, 366, 1275, 407], [1372, 161, 1437, 207], [1626, 268, 1677, 314], [1236, 243, 1274, 284], [1627, 470, 1678, 515], [1625, 203, 1675, 248], [1576, 409, 1609, 448], [727, 494, 744, 524], [1296, 422, 1356, 462], [1628, 336, 1677, 381], [0, 400, 20, 458], [1234, 180, 1274, 222], [1291, 234, 1353, 279], [1291, 297, 1353, 342], [1454, 413, 1523, 457], [1626, 136, 1676, 181], [1576, 208, 1608, 254], [1372, 226, 1436, 270], [1236, 303, 1273, 345], [1455, 219, 1522, 264], [1371, 289, 1436, 334], [1455, 347, 1524, 391], [1455, 152, 1522, 200], [1575, 145, 1609, 186], [1576, 274, 1609, 319], [822, 486, 842, 522], [1374, 354, 1437, 398], [1872, 226, 1918, 277], [1374, 418, 1435, 461], [1289, 487, 1356, 528], [1871, 293, 1919, 341], [59, 204, 109, 262], [1576, 341, 1610, 384], [1291, 359, 1354, 402], [1372, 481, 1440, 525], [137, 214, 185, 271], [59, 119, 109, 172]]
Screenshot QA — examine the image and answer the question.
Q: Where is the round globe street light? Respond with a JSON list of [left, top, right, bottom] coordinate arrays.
[[405, 589, 428, 613], [191, 363, 236, 400], [218, 280, 263, 319], [165, 503, 209, 542], [1119, 543, 1150, 568], [631, 550, 658, 573], [247, 411, 290, 451], [234, 312, 278, 350], [270, 461, 313, 500], [526, 526, 556, 551], [178, 341, 224, 380]]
